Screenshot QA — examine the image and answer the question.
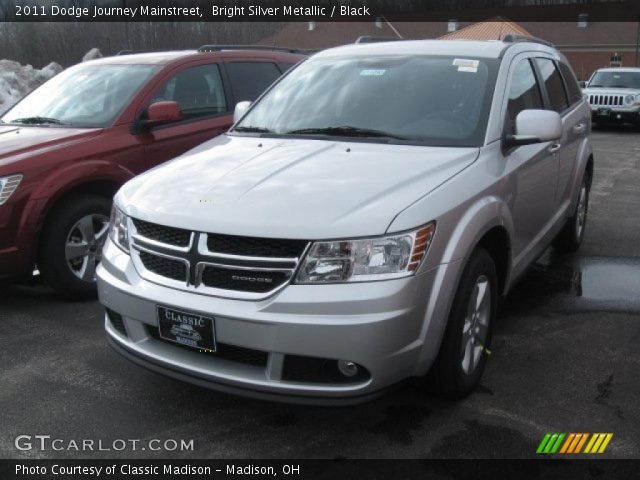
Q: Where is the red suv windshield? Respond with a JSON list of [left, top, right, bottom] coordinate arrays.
[[1, 63, 159, 128]]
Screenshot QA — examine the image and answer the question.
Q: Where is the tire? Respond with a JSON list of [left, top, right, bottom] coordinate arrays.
[[553, 172, 590, 253], [38, 194, 111, 297], [427, 248, 498, 399]]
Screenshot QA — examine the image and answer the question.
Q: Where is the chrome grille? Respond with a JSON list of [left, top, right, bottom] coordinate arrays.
[[207, 233, 307, 258], [132, 219, 191, 247], [200, 265, 292, 293], [139, 251, 187, 282], [129, 218, 309, 299], [588, 94, 623, 107]]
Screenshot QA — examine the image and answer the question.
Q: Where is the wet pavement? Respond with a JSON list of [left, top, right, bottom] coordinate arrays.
[[1, 128, 639, 459]]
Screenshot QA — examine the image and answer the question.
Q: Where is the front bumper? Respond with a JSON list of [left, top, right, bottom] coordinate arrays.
[[97, 238, 456, 404], [0, 202, 37, 280], [590, 106, 640, 124]]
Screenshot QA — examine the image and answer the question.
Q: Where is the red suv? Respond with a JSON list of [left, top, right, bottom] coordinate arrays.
[[0, 46, 305, 295]]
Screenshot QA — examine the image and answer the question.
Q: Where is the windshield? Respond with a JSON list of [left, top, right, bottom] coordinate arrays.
[[1, 64, 159, 128], [233, 55, 497, 147], [588, 71, 640, 89]]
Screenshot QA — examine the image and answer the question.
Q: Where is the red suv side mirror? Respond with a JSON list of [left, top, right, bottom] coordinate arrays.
[[146, 101, 182, 124]]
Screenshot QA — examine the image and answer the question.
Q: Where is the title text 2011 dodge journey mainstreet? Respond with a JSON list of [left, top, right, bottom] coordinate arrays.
[[97, 38, 593, 404]]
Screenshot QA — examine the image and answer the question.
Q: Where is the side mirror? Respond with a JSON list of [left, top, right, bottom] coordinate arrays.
[[505, 109, 562, 148], [132, 101, 182, 135], [578, 81, 587, 89], [233, 101, 251, 123], [146, 101, 182, 125]]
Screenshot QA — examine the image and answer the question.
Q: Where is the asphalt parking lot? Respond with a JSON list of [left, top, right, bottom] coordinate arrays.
[[1, 128, 639, 459]]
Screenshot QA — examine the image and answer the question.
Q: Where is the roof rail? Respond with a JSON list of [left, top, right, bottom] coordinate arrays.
[[355, 36, 404, 44], [198, 45, 307, 54], [115, 49, 161, 56], [502, 34, 554, 48]]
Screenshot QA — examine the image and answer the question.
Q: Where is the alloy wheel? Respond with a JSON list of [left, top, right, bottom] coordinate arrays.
[[461, 275, 491, 375], [575, 183, 588, 241], [65, 214, 110, 282]]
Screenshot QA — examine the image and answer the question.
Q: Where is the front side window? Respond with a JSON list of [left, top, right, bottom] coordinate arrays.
[[1, 64, 158, 128], [151, 64, 227, 120], [506, 59, 544, 134], [226, 62, 282, 103], [535, 58, 569, 113], [233, 55, 497, 147]]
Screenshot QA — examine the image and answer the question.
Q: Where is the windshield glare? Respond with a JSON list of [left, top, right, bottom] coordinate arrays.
[[1, 64, 159, 127], [588, 71, 640, 89], [234, 55, 495, 146]]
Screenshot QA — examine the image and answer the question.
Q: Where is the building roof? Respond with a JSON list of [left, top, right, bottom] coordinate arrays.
[[259, 21, 639, 52], [439, 18, 533, 41], [258, 21, 402, 50]]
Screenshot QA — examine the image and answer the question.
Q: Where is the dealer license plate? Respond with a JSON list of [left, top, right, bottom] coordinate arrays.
[[156, 306, 216, 352]]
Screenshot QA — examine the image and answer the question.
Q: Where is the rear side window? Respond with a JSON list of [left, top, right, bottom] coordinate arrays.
[[226, 62, 281, 102], [152, 64, 227, 119], [506, 59, 544, 134], [558, 62, 583, 106], [535, 58, 569, 113]]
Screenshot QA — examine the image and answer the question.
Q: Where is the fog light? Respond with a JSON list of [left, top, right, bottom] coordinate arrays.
[[337, 360, 358, 377]]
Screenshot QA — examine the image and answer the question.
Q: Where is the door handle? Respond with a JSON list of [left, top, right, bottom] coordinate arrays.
[[548, 143, 562, 153], [573, 123, 586, 134]]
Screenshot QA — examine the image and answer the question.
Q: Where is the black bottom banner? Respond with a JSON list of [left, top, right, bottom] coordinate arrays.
[[1, 459, 639, 480]]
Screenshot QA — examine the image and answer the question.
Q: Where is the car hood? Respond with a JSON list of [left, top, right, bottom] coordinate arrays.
[[583, 87, 640, 95], [118, 135, 479, 239], [0, 125, 102, 167]]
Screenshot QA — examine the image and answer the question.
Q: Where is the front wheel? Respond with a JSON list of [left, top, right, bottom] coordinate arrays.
[[38, 194, 111, 297], [553, 173, 590, 252], [427, 247, 497, 399]]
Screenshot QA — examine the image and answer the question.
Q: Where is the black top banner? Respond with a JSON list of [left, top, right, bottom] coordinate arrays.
[[1, 0, 640, 22]]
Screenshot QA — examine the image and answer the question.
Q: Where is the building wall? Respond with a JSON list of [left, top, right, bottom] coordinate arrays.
[[561, 49, 640, 80]]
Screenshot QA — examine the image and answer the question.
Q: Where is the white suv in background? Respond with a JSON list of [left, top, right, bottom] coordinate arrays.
[[583, 67, 640, 127], [98, 37, 593, 404]]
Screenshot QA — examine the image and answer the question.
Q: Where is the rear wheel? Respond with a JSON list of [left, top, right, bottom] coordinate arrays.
[[428, 247, 497, 399], [553, 172, 590, 252], [38, 195, 111, 297]]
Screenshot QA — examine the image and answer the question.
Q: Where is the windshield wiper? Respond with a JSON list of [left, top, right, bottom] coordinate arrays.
[[587, 85, 603, 88], [285, 125, 408, 140], [10, 116, 67, 126], [233, 126, 273, 133]]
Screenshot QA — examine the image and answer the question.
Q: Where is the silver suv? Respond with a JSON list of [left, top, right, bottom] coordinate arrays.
[[583, 67, 640, 127], [97, 38, 593, 404]]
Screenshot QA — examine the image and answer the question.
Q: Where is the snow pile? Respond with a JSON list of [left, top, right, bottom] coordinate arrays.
[[0, 60, 63, 115], [82, 48, 103, 62], [0, 48, 105, 115]]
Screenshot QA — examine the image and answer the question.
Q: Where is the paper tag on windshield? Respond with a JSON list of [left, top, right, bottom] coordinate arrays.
[[360, 69, 386, 76], [453, 58, 479, 73]]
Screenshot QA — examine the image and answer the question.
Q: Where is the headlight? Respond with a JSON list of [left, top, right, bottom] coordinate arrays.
[[295, 223, 435, 284], [0, 174, 23, 205], [108, 205, 130, 253], [624, 94, 635, 105]]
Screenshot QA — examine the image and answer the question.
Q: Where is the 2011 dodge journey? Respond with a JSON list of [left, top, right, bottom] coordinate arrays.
[[97, 37, 593, 404]]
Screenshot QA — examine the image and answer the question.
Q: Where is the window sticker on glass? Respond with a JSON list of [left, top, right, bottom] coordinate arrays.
[[452, 58, 479, 73], [360, 69, 386, 76]]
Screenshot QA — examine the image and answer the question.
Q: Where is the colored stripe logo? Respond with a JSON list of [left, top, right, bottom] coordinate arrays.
[[537, 433, 613, 454]]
